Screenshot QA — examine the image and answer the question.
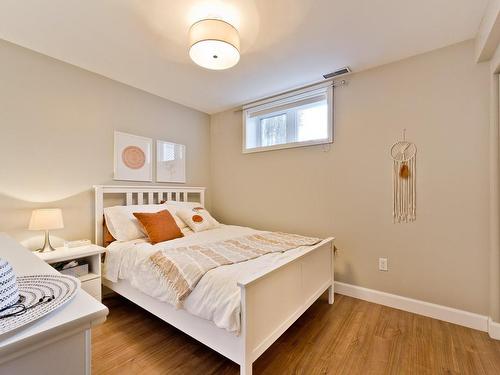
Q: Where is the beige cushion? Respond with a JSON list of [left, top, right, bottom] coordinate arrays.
[[176, 207, 219, 233]]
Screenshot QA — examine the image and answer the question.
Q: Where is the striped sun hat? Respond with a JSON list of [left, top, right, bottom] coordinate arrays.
[[0, 258, 80, 336], [0, 259, 20, 313]]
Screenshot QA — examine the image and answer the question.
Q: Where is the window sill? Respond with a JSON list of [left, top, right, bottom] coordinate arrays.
[[242, 138, 333, 154]]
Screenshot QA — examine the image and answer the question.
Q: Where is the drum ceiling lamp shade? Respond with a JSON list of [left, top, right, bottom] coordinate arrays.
[[189, 19, 240, 70]]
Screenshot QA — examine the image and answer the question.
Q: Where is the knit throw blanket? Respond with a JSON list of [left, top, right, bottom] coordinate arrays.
[[149, 232, 322, 307]]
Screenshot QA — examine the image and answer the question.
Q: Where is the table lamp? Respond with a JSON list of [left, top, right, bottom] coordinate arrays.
[[29, 208, 64, 252]]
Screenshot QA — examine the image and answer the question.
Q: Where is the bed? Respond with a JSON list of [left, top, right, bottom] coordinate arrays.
[[94, 185, 334, 375]]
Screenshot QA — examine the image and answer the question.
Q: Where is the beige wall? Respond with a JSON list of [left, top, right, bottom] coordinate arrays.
[[210, 40, 491, 315], [0, 39, 210, 248]]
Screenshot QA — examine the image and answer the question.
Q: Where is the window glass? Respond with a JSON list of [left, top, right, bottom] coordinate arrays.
[[260, 114, 287, 147]]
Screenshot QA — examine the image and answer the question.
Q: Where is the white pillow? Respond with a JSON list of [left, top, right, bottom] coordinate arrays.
[[176, 207, 219, 232], [163, 201, 202, 214], [104, 204, 185, 242]]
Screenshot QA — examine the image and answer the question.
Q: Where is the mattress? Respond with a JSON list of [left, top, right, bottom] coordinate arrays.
[[104, 225, 314, 333]]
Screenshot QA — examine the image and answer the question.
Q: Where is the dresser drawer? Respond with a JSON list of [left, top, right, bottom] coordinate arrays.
[[81, 277, 101, 301]]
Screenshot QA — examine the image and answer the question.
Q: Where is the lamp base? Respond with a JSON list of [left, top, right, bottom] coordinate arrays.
[[35, 230, 56, 253]]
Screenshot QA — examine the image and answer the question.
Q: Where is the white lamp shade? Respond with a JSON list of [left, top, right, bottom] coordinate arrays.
[[189, 19, 240, 70], [29, 209, 64, 231]]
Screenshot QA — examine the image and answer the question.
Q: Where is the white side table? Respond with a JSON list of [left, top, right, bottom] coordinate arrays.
[[36, 245, 105, 301]]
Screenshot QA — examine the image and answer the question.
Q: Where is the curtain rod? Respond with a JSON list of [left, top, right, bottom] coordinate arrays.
[[235, 78, 347, 112]]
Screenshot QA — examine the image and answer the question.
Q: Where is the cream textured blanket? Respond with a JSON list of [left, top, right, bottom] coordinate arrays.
[[149, 232, 322, 307]]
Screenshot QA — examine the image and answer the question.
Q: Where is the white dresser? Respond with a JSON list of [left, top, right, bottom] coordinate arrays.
[[0, 234, 108, 374]]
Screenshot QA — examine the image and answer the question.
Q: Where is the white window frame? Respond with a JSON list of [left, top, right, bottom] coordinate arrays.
[[242, 82, 333, 153]]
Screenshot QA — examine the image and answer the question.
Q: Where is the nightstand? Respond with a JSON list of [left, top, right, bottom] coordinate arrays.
[[35, 244, 105, 301]]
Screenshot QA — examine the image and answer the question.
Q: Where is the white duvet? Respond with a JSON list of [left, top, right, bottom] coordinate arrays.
[[104, 225, 314, 333]]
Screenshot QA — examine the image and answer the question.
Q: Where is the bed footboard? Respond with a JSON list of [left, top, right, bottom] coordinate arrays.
[[237, 238, 334, 375]]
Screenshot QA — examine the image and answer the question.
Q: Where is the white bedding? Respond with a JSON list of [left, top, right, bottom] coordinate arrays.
[[104, 225, 314, 333]]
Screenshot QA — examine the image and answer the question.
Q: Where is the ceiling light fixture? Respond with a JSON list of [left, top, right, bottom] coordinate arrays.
[[189, 19, 240, 70]]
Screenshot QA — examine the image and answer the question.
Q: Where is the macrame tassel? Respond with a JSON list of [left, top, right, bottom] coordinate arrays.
[[393, 156, 416, 223]]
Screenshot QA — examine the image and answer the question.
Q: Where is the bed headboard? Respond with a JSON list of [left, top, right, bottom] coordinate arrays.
[[93, 185, 206, 246]]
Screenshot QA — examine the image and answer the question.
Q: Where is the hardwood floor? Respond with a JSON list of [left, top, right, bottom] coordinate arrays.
[[92, 293, 500, 374]]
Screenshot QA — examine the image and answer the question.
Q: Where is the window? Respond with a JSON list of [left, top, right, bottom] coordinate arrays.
[[243, 84, 333, 153]]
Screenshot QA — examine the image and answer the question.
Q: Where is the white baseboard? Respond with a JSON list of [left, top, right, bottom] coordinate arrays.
[[489, 318, 500, 339], [334, 281, 490, 333]]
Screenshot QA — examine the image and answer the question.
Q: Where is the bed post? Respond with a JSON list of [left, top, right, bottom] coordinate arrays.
[[200, 190, 205, 207], [94, 186, 104, 246], [328, 241, 335, 304], [239, 287, 253, 375], [240, 362, 252, 375]]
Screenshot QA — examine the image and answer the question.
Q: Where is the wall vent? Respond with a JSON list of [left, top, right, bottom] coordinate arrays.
[[323, 67, 352, 79]]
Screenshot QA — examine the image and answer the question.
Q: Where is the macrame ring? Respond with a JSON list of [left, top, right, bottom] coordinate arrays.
[[390, 141, 417, 162]]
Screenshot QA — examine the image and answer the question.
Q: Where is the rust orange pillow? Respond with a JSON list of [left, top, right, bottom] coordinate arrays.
[[133, 210, 183, 244]]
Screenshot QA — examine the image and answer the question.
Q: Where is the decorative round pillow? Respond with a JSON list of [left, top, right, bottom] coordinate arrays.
[[176, 208, 220, 233]]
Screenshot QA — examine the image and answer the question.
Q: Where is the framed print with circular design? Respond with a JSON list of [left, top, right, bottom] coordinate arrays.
[[114, 131, 152, 181]]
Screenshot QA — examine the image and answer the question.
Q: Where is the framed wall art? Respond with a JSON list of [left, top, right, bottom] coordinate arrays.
[[114, 131, 152, 182], [156, 140, 186, 183]]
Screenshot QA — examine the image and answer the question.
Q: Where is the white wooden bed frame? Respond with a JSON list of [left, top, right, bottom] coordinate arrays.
[[94, 185, 334, 375]]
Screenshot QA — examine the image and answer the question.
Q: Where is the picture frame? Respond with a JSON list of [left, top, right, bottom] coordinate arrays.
[[156, 140, 186, 183], [114, 131, 152, 182]]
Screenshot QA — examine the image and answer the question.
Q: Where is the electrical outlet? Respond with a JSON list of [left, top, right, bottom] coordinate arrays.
[[379, 257, 388, 271]]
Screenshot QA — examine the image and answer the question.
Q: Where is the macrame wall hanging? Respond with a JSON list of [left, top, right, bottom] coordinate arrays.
[[390, 130, 417, 223]]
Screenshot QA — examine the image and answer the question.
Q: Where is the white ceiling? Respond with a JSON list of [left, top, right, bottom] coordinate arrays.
[[0, 0, 489, 114]]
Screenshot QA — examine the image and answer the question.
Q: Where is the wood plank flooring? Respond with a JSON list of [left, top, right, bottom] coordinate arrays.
[[92, 293, 500, 374]]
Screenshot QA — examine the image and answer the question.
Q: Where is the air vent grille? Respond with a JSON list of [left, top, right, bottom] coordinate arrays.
[[323, 67, 352, 79]]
